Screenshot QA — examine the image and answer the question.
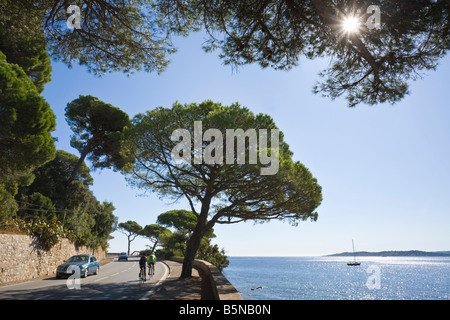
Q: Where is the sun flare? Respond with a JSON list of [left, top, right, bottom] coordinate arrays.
[[342, 16, 360, 34]]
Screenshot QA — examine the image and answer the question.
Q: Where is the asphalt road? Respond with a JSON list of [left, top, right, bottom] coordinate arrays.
[[0, 257, 169, 300]]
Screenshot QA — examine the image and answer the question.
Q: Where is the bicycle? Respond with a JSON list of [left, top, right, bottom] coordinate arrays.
[[148, 263, 155, 276], [139, 265, 147, 283]]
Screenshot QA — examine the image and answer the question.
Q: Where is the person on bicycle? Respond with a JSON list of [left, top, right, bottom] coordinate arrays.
[[147, 252, 156, 275], [139, 254, 147, 281]]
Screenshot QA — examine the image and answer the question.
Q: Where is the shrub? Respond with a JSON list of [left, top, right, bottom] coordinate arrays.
[[0, 217, 65, 250]]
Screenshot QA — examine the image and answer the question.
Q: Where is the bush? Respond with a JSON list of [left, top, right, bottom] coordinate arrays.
[[0, 217, 65, 250], [30, 219, 64, 250]]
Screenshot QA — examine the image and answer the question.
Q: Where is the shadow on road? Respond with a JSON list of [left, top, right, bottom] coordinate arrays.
[[1, 279, 154, 300]]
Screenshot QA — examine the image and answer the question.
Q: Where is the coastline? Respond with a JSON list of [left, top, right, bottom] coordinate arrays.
[[326, 250, 450, 257]]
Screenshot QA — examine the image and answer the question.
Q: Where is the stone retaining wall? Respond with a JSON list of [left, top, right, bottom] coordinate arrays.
[[0, 234, 106, 284], [170, 257, 243, 300]]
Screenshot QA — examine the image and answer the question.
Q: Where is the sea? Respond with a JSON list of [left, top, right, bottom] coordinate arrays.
[[222, 256, 450, 300]]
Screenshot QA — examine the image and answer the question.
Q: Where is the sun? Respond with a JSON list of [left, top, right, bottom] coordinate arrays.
[[342, 16, 361, 34]]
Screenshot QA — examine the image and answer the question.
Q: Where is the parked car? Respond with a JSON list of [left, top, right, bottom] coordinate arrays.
[[56, 255, 100, 279], [118, 252, 128, 261]]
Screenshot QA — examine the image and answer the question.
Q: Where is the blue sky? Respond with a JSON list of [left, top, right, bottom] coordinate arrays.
[[42, 31, 450, 257]]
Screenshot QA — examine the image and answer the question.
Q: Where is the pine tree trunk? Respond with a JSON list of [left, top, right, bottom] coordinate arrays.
[[69, 146, 90, 181], [180, 196, 212, 278], [180, 232, 203, 278]]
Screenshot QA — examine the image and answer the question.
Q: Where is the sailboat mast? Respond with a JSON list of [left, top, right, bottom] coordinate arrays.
[[347, 240, 361, 266], [352, 239, 356, 262]]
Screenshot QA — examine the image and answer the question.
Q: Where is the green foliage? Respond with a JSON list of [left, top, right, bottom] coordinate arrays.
[[0, 50, 56, 220], [157, 229, 229, 271], [0, 1, 54, 220], [16, 192, 56, 222], [30, 218, 64, 250], [0, 51, 56, 183], [0, 3, 120, 252], [157, 230, 189, 259], [129, 100, 321, 226], [118, 220, 143, 235], [0, 0, 52, 93], [92, 201, 118, 249], [153, 0, 449, 106], [1, 217, 65, 251], [197, 238, 229, 272], [0, 184, 18, 221], [65, 207, 93, 246], [16, 150, 118, 250], [156, 209, 229, 271], [118, 220, 143, 255], [141, 223, 172, 252], [156, 210, 199, 234], [6, 1, 446, 106], [309, 0, 449, 106], [43, 0, 178, 75], [65, 95, 134, 178], [128, 100, 322, 277], [21, 150, 93, 209], [126, 211, 229, 271]]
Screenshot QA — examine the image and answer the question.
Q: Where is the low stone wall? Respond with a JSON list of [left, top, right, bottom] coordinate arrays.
[[170, 257, 243, 300], [0, 234, 106, 284]]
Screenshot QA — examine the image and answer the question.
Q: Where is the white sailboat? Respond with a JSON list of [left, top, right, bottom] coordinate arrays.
[[347, 239, 361, 266]]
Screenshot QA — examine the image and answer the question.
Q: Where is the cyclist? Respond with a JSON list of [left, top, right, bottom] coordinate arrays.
[[139, 254, 147, 281], [147, 252, 156, 275]]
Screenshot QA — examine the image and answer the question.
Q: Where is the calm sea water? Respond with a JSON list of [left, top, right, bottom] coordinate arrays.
[[222, 256, 450, 300]]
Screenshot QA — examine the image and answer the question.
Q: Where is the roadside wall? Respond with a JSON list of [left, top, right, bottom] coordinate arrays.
[[170, 257, 243, 300], [0, 234, 105, 284]]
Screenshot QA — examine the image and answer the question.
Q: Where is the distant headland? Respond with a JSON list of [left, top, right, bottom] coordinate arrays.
[[327, 250, 450, 257]]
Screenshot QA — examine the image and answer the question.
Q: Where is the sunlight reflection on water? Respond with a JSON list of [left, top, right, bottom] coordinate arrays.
[[223, 256, 450, 300]]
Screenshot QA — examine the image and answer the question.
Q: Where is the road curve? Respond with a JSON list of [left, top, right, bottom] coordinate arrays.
[[0, 256, 169, 300]]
